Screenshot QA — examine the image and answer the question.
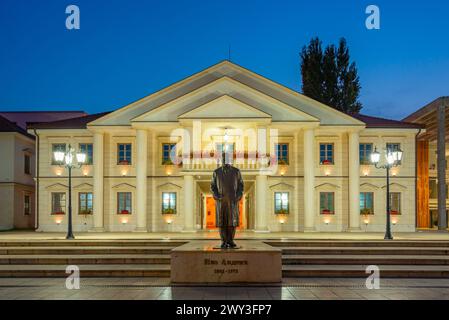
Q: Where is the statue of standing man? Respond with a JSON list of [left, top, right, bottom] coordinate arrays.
[[211, 149, 244, 248]]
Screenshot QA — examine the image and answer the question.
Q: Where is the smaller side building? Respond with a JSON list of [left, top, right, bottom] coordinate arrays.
[[0, 111, 87, 230], [0, 116, 35, 230], [403, 97, 449, 230]]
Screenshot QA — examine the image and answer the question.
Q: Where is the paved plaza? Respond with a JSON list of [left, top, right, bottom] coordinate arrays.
[[0, 278, 449, 300]]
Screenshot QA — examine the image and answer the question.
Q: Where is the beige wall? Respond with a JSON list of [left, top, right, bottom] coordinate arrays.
[[0, 133, 35, 230], [35, 125, 418, 233]]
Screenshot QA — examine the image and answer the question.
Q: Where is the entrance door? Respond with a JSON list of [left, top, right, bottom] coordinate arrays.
[[205, 196, 244, 229]]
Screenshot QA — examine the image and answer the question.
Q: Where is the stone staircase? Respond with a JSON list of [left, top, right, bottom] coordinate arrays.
[[1, 239, 449, 278], [0, 240, 183, 277], [266, 240, 449, 278]]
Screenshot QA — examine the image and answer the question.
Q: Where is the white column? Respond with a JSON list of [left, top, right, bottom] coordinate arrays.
[[303, 128, 315, 231], [255, 174, 268, 232], [135, 129, 148, 231], [349, 131, 360, 230], [183, 175, 195, 231], [92, 132, 104, 231]]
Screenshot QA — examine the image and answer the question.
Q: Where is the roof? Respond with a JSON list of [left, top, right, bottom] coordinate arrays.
[[401, 97, 449, 141], [402, 97, 449, 123], [350, 113, 424, 129], [28, 112, 111, 129], [0, 115, 34, 138], [0, 111, 87, 130]]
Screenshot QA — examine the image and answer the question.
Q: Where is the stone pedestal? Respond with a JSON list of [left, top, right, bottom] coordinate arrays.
[[171, 241, 282, 284]]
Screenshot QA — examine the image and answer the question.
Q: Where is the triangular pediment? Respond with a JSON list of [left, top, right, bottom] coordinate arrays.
[[178, 95, 271, 120], [269, 182, 295, 190], [381, 183, 407, 190], [157, 182, 182, 189], [45, 183, 68, 190], [131, 77, 319, 123], [112, 183, 136, 189], [88, 61, 364, 127], [315, 183, 340, 189], [73, 183, 93, 190]]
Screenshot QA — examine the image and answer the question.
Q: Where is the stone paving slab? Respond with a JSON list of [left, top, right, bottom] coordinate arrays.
[[1, 277, 449, 300]]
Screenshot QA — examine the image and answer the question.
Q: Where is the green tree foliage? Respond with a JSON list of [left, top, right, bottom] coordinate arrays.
[[300, 37, 362, 113]]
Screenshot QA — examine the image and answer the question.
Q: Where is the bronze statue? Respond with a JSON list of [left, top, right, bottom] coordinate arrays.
[[211, 150, 244, 248]]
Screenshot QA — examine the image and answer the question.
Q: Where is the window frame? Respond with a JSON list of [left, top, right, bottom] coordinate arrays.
[[275, 143, 289, 165], [389, 192, 401, 215], [117, 143, 132, 165], [360, 192, 374, 215], [117, 192, 132, 214], [162, 143, 177, 165], [274, 192, 290, 215], [320, 192, 335, 215], [319, 143, 334, 165], [24, 154, 31, 175], [386, 143, 402, 165], [51, 192, 66, 215], [359, 143, 373, 165], [24, 194, 31, 216], [79, 143, 93, 165], [161, 192, 177, 214], [78, 192, 93, 215]]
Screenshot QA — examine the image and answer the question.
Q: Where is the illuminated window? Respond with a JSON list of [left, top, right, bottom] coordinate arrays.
[[51, 192, 66, 215], [386, 143, 402, 164], [275, 143, 289, 165], [79, 192, 93, 215], [162, 143, 176, 165], [79, 143, 93, 165], [320, 143, 334, 165], [360, 192, 374, 214], [274, 192, 289, 214], [117, 192, 132, 214], [359, 143, 373, 165], [320, 192, 335, 214], [162, 192, 177, 214], [117, 144, 132, 165]]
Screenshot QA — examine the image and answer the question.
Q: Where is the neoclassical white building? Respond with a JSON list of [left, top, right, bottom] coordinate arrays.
[[29, 61, 422, 233]]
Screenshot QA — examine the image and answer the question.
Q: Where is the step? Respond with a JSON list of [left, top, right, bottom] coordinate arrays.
[[0, 254, 170, 265], [0, 264, 170, 278], [280, 247, 449, 256], [282, 265, 449, 278], [0, 246, 175, 255], [0, 240, 187, 247], [266, 241, 449, 248], [283, 255, 449, 265]]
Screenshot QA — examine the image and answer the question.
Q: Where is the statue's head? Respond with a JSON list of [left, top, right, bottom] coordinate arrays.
[[221, 150, 227, 167], [221, 148, 232, 167]]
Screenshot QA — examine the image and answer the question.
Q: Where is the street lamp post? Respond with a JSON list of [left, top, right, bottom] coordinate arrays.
[[54, 145, 86, 239], [370, 146, 403, 240]]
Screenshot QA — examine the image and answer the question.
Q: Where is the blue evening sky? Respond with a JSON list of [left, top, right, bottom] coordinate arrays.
[[0, 0, 448, 120]]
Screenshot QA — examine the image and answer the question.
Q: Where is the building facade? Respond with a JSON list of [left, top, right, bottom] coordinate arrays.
[[0, 112, 86, 230], [29, 61, 422, 233], [404, 97, 449, 229], [0, 116, 35, 230]]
